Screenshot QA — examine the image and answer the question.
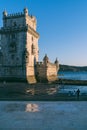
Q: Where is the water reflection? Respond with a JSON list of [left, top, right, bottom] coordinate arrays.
[[25, 104, 39, 112], [26, 85, 60, 96], [26, 89, 35, 95], [46, 87, 57, 95], [26, 85, 87, 97]]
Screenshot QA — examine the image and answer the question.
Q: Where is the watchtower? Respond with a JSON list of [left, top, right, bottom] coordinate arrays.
[[0, 8, 39, 83]]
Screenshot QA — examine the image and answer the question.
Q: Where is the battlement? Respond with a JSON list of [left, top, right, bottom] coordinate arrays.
[[3, 12, 24, 19], [3, 8, 36, 20], [3, 8, 27, 18], [36, 62, 43, 66], [2, 8, 37, 32], [36, 61, 57, 67], [3, 13, 35, 19]]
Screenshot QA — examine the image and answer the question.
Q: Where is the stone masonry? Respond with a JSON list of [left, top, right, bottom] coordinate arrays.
[[36, 55, 59, 82], [0, 8, 59, 83]]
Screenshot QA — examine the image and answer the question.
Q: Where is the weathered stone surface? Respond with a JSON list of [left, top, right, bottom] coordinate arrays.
[[36, 55, 59, 82], [0, 9, 59, 83], [0, 8, 39, 83]]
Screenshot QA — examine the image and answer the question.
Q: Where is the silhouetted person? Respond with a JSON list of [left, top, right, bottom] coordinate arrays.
[[76, 89, 80, 100]]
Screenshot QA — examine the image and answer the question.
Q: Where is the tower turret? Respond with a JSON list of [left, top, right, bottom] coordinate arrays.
[[3, 9, 8, 17], [43, 54, 49, 65], [23, 8, 28, 16], [55, 58, 59, 71]]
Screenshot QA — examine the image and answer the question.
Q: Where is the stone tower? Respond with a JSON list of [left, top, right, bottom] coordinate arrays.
[[0, 8, 39, 83]]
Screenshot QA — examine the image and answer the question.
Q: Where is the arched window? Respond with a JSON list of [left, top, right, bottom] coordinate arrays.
[[0, 52, 3, 65], [31, 44, 35, 54]]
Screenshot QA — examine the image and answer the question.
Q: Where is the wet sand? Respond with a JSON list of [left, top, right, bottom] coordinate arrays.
[[0, 82, 87, 101]]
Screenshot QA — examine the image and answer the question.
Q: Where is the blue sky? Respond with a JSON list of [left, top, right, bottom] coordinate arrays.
[[0, 0, 87, 66]]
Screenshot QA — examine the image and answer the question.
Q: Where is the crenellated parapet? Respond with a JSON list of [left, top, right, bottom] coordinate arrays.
[[3, 12, 24, 19], [36, 62, 44, 67], [2, 8, 39, 38], [3, 8, 29, 19], [3, 8, 35, 20], [36, 55, 59, 68]]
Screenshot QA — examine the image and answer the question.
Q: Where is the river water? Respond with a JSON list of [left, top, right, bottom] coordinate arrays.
[[59, 71, 87, 80], [0, 72, 87, 129], [0, 101, 87, 130], [58, 71, 87, 95]]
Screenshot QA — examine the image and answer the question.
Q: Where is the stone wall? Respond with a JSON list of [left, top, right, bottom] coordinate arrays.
[[36, 55, 59, 82]]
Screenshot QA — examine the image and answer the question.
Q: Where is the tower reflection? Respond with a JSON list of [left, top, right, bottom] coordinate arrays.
[[25, 104, 39, 112]]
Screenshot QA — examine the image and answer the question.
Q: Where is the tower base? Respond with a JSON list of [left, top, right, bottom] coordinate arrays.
[[26, 76, 36, 84]]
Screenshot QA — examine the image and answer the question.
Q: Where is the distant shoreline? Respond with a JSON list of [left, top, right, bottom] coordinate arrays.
[[59, 64, 87, 72]]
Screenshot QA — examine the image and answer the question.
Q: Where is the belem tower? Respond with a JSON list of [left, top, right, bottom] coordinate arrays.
[[0, 8, 59, 83]]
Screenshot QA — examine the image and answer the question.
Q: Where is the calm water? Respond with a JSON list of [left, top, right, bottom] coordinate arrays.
[[59, 71, 87, 80], [0, 101, 87, 130], [58, 71, 87, 95]]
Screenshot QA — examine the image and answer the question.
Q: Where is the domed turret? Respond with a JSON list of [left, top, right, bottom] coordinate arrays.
[[55, 58, 59, 71], [23, 8, 28, 16], [3, 9, 8, 17], [55, 58, 59, 64], [43, 54, 49, 64]]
